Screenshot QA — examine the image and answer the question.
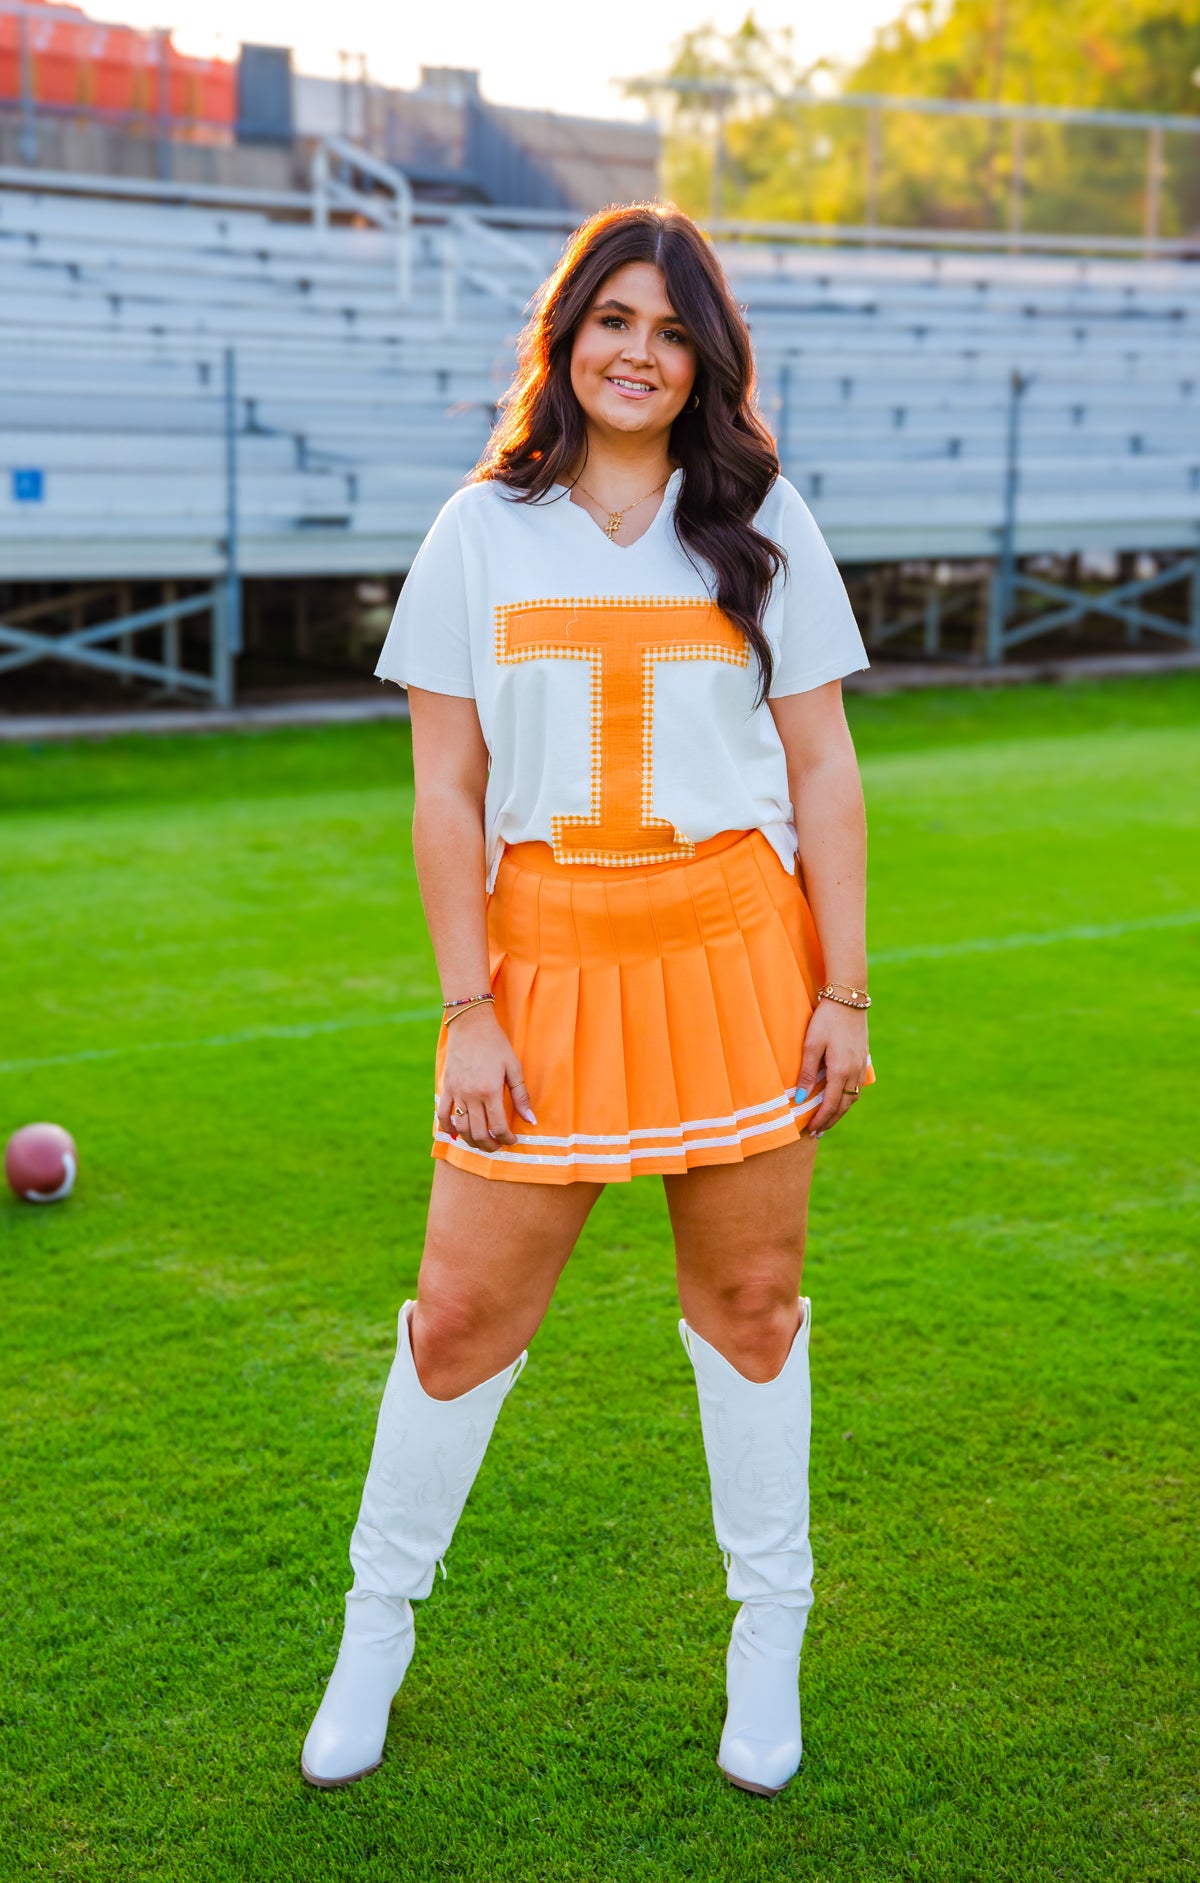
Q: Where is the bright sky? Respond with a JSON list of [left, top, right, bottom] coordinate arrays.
[[103, 1, 902, 120]]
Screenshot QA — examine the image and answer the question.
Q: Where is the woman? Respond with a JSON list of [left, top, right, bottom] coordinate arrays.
[[301, 203, 874, 1800]]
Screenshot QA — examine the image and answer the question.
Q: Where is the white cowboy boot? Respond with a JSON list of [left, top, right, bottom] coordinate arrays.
[[301, 1299, 528, 1787], [678, 1298, 814, 1798]]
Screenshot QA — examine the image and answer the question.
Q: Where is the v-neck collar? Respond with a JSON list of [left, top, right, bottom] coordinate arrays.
[[550, 467, 682, 553]]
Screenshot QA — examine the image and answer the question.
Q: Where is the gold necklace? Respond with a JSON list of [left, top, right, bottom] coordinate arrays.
[[573, 471, 672, 541]]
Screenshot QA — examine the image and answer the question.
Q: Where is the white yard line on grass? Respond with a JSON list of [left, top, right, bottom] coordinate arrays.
[[1, 1006, 443, 1076], [872, 908, 1200, 965], [4, 909, 1198, 1077]]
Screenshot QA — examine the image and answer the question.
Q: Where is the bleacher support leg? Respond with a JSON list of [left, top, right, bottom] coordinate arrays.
[[867, 568, 885, 649], [212, 588, 233, 710], [985, 563, 1006, 663], [923, 584, 941, 655], [118, 580, 133, 687], [162, 581, 180, 695]]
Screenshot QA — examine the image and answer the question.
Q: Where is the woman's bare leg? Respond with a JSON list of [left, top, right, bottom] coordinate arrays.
[[664, 1135, 818, 1379], [411, 1160, 605, 1399]]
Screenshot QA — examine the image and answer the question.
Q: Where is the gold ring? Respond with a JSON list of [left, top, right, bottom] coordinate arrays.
[[844, 1085, 862, 1096], [452, 1105, 467, 1118]]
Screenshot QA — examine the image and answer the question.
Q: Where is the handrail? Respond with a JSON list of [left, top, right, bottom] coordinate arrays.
[[312, 137, 413, 301], [449, 207, 546, 277], [321, 136, 415, 206], [445, 208, 549, 317], [311, 147, 548, 317]]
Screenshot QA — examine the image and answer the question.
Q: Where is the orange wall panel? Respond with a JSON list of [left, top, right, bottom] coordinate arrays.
[[0, 6, 237, 125]]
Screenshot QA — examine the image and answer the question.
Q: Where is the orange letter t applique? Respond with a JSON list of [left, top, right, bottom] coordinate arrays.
[[495, 597, 749, 865]]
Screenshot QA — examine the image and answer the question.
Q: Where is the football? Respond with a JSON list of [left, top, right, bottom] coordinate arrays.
[[4, 1123, 78, 1203]]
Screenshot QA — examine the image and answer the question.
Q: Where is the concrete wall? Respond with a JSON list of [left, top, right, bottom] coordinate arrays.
[[0, 113, 301, 189]]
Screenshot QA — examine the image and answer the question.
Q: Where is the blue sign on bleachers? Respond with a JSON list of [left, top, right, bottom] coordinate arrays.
[[13, 468, 44, 502]]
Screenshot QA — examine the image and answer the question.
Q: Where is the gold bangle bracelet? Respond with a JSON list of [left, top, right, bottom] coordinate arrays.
[[817, 984, 872, 1010]]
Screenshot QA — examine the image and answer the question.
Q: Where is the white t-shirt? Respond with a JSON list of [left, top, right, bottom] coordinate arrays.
[[375, 470, 869, 891]]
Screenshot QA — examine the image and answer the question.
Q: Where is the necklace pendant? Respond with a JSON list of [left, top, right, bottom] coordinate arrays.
[[604, 511, 622, 540]]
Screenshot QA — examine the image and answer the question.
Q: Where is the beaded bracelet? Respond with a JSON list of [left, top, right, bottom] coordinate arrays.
[[442, 993, 495, 1026], [817, 982, 872, 1010]]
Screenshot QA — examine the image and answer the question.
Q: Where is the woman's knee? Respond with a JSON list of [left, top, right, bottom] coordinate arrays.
[[409, 1282, 524, 1399], [718, 1277, 802, 1338], [687, 1271, 804, 1379]]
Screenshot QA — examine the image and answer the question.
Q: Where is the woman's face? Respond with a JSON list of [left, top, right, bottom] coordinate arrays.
[[569, 261, 697, 445]]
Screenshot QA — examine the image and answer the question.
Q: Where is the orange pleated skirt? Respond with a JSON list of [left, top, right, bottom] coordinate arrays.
[[432, 827, 874, 1184]]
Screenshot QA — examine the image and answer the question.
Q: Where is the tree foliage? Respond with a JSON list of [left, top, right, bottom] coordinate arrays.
[[636, 3, 1200, 235]]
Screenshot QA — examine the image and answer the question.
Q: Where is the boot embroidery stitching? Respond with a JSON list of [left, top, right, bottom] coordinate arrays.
[[731, 1429, 767, 1500]]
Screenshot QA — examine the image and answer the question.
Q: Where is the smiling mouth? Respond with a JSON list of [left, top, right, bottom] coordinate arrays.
[[607, 376, 656, 394]]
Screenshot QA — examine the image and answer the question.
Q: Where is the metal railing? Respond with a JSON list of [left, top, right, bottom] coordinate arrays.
[[309, 137, 547, 317], [312, 136, 414, 301], [628, 73, 1200, 253]]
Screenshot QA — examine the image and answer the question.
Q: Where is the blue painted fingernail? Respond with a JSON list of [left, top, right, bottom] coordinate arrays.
[[796, 1088, 808, 1101]]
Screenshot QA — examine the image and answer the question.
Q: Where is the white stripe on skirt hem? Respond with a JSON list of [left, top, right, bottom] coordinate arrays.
[[434, 1086, 823, 1168]]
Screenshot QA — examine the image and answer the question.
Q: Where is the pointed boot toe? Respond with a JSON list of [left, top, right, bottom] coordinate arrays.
[[718, 1725, 802, 1798]]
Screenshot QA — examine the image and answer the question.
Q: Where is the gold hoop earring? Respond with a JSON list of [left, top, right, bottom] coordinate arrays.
[[690, 392, 701, 410]]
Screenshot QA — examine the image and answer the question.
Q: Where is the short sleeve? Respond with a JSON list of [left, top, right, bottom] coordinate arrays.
[[762, 479, 869, 698], [374, 492, 474, 697]]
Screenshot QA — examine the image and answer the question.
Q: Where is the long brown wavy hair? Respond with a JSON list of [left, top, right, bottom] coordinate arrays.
[[473, 203, 783, 699]]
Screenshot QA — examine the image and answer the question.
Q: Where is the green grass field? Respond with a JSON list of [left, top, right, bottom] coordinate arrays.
[[2, 675, 1197, 1883]]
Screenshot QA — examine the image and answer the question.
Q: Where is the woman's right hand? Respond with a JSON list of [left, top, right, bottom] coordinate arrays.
[[437, 1006, 537, 1152]]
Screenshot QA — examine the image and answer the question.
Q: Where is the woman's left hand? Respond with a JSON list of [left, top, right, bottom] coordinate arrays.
[[799, 998, 870, 1138]]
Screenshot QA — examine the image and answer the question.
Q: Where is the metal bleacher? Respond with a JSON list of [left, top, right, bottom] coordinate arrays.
[[1, 151, 1198, 704], [0, 183, 551, 580], [734, 244, 1200, 562]]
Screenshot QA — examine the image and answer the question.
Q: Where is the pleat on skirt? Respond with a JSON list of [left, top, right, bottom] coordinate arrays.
[[431, 826, 874, 1184]]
